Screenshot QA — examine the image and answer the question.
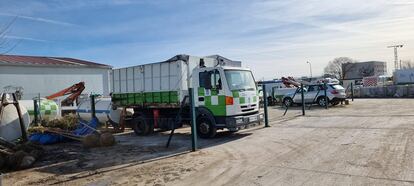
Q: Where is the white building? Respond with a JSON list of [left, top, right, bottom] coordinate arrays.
[[0, 54, 112, 99]]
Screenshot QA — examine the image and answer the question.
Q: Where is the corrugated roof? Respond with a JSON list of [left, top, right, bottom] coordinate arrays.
[[0, 54, 112, 68]]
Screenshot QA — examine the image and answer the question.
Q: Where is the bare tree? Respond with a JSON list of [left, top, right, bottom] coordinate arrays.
[[324, 57, 356, 79], [0, 17, 18, 54], [401, 60, 414, 69]]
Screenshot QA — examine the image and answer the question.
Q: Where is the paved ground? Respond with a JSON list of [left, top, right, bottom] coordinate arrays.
[[4, 99, 414, 186]]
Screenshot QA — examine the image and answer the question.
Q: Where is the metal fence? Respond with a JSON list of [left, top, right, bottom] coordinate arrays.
[[352, 84, 414, 98]]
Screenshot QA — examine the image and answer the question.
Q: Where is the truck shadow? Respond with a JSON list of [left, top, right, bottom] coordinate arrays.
[[30, 127, 254, 184]]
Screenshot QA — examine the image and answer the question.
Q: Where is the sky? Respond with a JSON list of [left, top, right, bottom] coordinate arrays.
[[1, 0, 414, 80]]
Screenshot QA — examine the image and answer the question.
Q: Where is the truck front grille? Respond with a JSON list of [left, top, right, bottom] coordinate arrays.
[[241, 104, 257, 109], [240, 104, 257, 112], [241, 108, 255, 112]]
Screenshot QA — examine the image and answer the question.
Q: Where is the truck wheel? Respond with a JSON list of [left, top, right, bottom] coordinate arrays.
[[132, 116, 150, 135], [317, 97, 328, 107], [283, 97, 293, 107], [197, 116, 217, 138]]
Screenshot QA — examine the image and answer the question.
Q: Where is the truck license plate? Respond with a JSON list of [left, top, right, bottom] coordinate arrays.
[[249, 116, 257, 122]]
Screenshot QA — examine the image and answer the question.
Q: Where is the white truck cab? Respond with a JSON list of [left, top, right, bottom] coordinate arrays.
[[193, 66, 262, 137]]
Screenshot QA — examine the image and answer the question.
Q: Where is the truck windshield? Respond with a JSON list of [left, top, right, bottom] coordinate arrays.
[[224, 70, 256, 91]]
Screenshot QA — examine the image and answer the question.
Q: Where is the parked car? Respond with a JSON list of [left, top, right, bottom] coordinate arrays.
[[273, 87, 298, 103], [282, 84, 346, 107]]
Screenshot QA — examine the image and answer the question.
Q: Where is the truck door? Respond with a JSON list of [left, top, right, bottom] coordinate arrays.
[[196, 69, 227, 116]]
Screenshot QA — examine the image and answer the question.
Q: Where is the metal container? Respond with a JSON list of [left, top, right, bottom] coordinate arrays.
[[77, 97, 121, 124], [0, 103, 31, 142], [111, 55, 238, 106], [18, 99, 59, 120]]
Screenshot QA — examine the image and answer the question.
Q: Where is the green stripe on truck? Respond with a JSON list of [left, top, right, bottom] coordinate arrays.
[[204, 95, 226, 116], [205, 96, 211, 106], [232, 90, 239, 98], [112, 91, 179, 106], [161, 92, 170, 103], [207, 105, 226, 116], [198, 87, 205, 96], [153, 92, 161, 103], [211, 89, 218, 96], [239, 97, 245, 104]]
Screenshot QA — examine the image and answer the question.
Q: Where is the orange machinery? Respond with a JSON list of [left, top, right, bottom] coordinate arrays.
[[46, 82, 85, 106]]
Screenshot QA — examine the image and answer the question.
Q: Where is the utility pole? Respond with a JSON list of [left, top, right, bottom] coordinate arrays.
[[387, 44, 403, 71], [189, 88, 197, 151], [262, 84, 269, 127]]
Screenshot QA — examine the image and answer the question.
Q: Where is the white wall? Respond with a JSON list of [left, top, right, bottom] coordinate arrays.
[[0, 65, 110, 99]]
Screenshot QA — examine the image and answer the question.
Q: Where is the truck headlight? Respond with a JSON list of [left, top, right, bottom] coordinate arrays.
[[236, 118, 243, 124]]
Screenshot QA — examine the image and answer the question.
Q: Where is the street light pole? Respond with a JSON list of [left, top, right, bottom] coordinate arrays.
[[306, 61, 313, 79]]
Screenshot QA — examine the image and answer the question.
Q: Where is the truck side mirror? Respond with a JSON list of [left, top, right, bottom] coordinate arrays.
[[217, 78, 222, 89], [199, 58, 205, 67]]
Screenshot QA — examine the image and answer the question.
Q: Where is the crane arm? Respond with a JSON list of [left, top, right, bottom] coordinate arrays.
[[46, 82, 85, 106], [281, 77, 301, 88]]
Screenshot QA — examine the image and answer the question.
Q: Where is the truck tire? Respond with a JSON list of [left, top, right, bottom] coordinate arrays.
[[317, 96, 328, 107], [132, 115, 151, 135], [283, 97, 293, 107], [196, 115, 217, 139]]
